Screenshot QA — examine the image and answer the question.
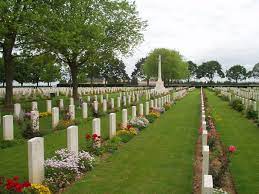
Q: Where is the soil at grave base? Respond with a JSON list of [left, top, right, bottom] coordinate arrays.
[[193, 136, 202, 194], [192, 136, 237, 194]]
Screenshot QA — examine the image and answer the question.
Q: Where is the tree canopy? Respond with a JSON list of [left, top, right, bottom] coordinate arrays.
[[226, 65, 247, 83], [196, 61, 224, 81], [26, 0, 146, 99], [143, 48, 188, 85]]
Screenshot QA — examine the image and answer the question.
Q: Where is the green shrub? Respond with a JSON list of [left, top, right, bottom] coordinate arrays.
[[104, 136, 121, 153], [0, 140, 17, 149], [230, 99, 244, 112], [146, 114, 156, 123], [118, 133, 134, 143], [246, 108, 257, 120]]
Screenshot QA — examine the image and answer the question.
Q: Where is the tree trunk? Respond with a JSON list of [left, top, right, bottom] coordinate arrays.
[[3, 33, 16, 108], [36, 82, 39, 87], [70, 64, 78, 100]]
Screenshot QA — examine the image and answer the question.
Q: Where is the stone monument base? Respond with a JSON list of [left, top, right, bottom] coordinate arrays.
[[154, 80, 168, 93]]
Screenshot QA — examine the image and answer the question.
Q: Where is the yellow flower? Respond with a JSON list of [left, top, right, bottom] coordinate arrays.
[[31, 184, 51, 194]]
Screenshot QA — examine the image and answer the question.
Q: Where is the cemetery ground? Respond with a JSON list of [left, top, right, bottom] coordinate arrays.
[[206, 89, 259, 193], [0, 91, 140, 178], [65, 89, 200, 194]]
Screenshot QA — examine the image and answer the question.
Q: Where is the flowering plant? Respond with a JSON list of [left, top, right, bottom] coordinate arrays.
[[228, 145, 236, 153], [25, 183, 51, 194], [39, 112, 52, 118], [0, 176, 31, 193], [85, 133, 104, 156], [128, 116, 149, 130], [150, 107, 165, 114], [55, 119, 79, 131], [44, 148, 94, 192], [164, 102, 172, 111]]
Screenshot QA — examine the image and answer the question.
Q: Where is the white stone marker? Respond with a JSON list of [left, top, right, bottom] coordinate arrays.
[[139, 103, 144, 116], [87, 96, 91, 102], [123, 96, 127, 107], [92, 118, 101, 135], [59, 99, 64, 110], [154, 99, 158, 108], [122, 109, 128, 128], [202, 115, 206, 123], [117, 97, 121, 108], [111, 98, 114, 109], [150, 100, 154, 108], [82, 103, 88, 119], [109, 113, 116, 139], [92, 118, 101, 147], [202, 121, 206, 131], [145, 101, 150, 115], [202, 145, 209, 177], [52, 107, 59, 129], [67, 126, 78, 156], [93, 101, 98, 113], [32, 101, 38, 111], [3, 115, 14, 140], [46, 100, 52, 113], [202, 175, 213, 194], [106, 94, 109, 101], [103, 99, 107, 112], [132, 106, 137, 119], [28, 137, 44, 184], [70, 97, 74, 105], [31, 111, 39, 132], [14, 103, 21, 119], [100, 95, 103, 103], [202, 130, 208, 146], [69, 105, 75, 120]]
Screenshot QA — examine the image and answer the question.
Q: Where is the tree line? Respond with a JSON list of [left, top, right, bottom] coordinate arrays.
[[0, 0, 147, 107]]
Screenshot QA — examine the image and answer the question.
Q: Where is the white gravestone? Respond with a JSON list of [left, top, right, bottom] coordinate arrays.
[[28, 137, 44, 184], [67, 126, 78, 156]]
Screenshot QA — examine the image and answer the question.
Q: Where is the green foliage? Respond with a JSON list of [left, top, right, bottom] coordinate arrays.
[[230, 99, 244, 112], [146, 114, 157, 123], [117, 133, 134, 143], [21, 118, 42, 139], [104, 136, 122, 153], [226, 65, 247, 83], [187, 61, 197, 81], [252, 63, 259, 78], [246, 108, 257, 120], [196, 61, 224, 81], [143, 48, 188, 83], [0, 140, 17, 149], [131, 58, 146, 84]]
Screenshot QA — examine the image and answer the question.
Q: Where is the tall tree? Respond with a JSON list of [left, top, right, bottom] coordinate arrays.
[[0, 58, 5, 86], [131, 58, 146, 85], [187, 61, 197, 82], [28, 0, 146, 100], [143, 48, 188, 85], [196, 61, 224, 81], [0, 0, 40, 107], [252, 63, 259, 79], [226, 65, 247, 83], [14, 57, 31, 86]]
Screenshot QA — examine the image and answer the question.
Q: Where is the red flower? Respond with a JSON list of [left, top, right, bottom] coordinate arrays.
[[22, 181, 31, 188], [13, 176, 19, 181], [92, 134, 98, 140], [229, 145, 236, 153], [85, 134, 91, 140]]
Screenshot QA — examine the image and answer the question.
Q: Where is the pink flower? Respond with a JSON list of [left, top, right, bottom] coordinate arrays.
[[228, 145, 236, 153]]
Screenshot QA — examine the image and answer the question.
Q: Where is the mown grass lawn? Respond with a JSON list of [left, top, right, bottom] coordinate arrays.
[[206, 89, 259, 194], [65, 90, 200, 194], [0, 91, 151, 179]]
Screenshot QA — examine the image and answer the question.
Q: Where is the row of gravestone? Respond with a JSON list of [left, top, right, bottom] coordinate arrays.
[[25, 91, 177, 184], [200, 87, 214, 194], [1, 88, 173, 141]]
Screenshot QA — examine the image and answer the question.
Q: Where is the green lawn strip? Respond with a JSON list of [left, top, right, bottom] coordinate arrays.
[[65, 90, 200, 194], [0, 91, 155, 179], [206, 89, 259, 193]]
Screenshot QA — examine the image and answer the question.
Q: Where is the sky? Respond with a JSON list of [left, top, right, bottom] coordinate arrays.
[[123, 0, 259, 76]]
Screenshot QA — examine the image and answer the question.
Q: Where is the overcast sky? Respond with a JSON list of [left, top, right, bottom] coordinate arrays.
[[123, 0, 259, 76]]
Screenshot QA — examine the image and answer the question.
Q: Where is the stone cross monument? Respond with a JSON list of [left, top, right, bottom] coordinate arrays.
[[154, 55, 168, 93]]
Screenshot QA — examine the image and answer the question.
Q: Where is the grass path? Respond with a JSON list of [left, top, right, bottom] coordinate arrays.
[[65, 90, 200, 194], [206, 89, 259, 194]]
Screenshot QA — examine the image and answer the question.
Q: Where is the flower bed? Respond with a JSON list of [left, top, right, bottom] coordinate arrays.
[[44, 148, 95, 192], [202, 90, 237, 193]]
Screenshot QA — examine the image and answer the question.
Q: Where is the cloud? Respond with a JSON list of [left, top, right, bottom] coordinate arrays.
[[123, 0, 259, 75]]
